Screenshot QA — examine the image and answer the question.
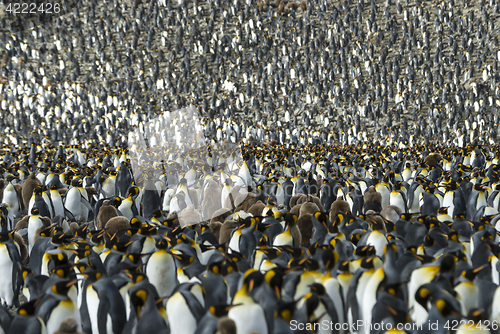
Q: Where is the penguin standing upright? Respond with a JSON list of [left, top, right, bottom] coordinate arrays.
[[49, 184, 65, 218], [115, 162, 134, 197], [22, 173, 42, 210], [28, 208, 44, 254], [2, 180, 21, 218], [166, 290, 205, 334], [79, 270, 127, 334], [0, 231, 22, 307], [142, 171, 161, 219], [145, 238, 177, 298], [64, 183, 92, 223], [364, 186, 382, 213], [35, 280, 81, 334], [7, 299, 45, 334], [228, 270, 269, 334], [124, 287, 169, 334]]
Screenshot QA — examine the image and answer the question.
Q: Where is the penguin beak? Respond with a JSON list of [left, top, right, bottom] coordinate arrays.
[[225, 304, 241, 311], [66, 280, 78, 287]]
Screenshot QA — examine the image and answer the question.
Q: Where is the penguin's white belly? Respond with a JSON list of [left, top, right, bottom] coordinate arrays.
[[146, 252, 177, 298], [0, 245, 13, 305], [228, 304, 269, 334], [51, 194, 65, 217], [65, 189, 82, 221], [45, 301, 81, 334], [366, 232, 388, 258], [87, 286, 101, 334], [28, 218, 43, 253], [2, 190, 19, 214], [166, 293, 198, 334]]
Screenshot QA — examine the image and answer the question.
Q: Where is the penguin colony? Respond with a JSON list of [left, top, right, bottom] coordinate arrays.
[[0, 0, 500, 332], [0, 142, 500, 334]]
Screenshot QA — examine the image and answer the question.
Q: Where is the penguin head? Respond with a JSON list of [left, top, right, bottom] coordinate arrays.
[[466, 308, 489, 324], [110, 196, 123, 207], [156, 237, 171, 250], [130, 217, 144, 229], [138, 225, 157, 236], [78, 269, 103, 282], [264, 268, 284, 298], [309, 282, 326, 296], [0, 230, 15, 242], [209, 304, 237, 318], [241, 269, 265, 293], [274, 302, 295, 322], [360, 255, 382, 270], [170, 249, 194, 266], [434, 298, 462, 317], [51, 264, 74, 279], [321, 249, 339, 272], [50, 280, 78, 296], [17, 299, 41, 316], [130, 288, 150, 319], [438, 254, 458, 273], [125, 270, 148, 284]]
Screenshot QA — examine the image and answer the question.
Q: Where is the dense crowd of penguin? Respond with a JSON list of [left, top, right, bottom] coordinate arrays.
[[0, 141, 500, 334], [0, 0, 500, 332]]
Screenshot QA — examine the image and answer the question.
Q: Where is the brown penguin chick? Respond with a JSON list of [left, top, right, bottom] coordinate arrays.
[[218, 220, 239, 244], [296, 195, 325, 212], [85, 187, 97, 199], [202, 181, 222, 221], [210, 207, 232, 225], [424, 153, 442, 168], [96, 205, 119, 230], [380, 205, 402, 224], [15, 214, 30, 230], [293, 223, 302, 246], [14, 184, 24, 210], [247, 201, 266, 217], [289, 193, 306, 208], [209, 221, 222, 240], [299, 201, 320, 216], [179, 205, 202, 226], [54, 317, 84, 334], [363, 186, 382, 213], [364, 211, 386, 229], [65, 222, 79, 237], [277, 1, 285, 14], [257, 1, 264, 11], [218, 317, 237, 334], [21, 173, 41, 209], [290, 204, 302, 216], [13, 232, 28, 263], [234, 192, 256, 212], [297, 213, 313, 247], [295, 200, 320, 247], [287, 2, 298, 10], [300, 0, 306, 11], [104, 216, 131, 240], [329, 199, 351, 221]]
